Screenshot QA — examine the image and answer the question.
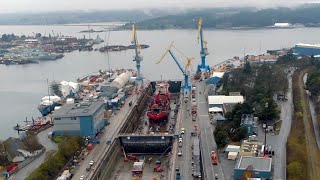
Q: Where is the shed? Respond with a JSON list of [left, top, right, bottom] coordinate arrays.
[[208, 107, 223, 113], [225, 145, 240, 153], [228, 152, 238, 160]]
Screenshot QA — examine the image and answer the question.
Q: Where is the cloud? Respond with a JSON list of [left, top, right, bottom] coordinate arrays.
[[0, 0, 316, 13]]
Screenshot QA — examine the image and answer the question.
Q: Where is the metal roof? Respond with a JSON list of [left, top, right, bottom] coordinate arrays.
[[236, 156, 272, 172], [52, 100, 104, 118], [193, 138, 200, 156], [208, 95, 244, 105]]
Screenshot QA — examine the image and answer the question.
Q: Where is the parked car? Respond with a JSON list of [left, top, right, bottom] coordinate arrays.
[[180, 128, 185, 134], [89, 160, 95, 166]]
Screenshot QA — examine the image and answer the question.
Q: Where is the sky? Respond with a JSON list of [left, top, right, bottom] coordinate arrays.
[[0, 0, 318, 13]]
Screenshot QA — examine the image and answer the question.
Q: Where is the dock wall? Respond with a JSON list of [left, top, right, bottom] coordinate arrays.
[[91, 83, 152, 180]]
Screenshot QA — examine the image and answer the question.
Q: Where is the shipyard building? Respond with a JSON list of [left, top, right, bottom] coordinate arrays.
[[234, 156, 272, 179], [52, 100, 106, 136], [293, 43, 320, 56]]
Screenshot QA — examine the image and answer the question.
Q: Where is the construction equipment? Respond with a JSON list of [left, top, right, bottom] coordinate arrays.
[[196, 17, 210, 74], [211, 151, 218, 165], [156, 42, 192, 94], [131, 23, 144, 87], [240, 165, 254, 180]]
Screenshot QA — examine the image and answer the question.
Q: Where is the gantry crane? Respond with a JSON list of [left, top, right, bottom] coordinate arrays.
[[156, 42, 192, 94], [131, 23, 144, 87], [197, 17, 210, 74]]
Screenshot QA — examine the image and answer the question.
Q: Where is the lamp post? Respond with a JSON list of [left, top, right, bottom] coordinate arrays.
[[263, 102, 269, 155]]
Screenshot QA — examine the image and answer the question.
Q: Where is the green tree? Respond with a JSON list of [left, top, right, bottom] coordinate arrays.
[[231, 127, 247, 141], [242, 62, 252, 74], [50, 81, 63, 97], [215, 131, 229, 148]]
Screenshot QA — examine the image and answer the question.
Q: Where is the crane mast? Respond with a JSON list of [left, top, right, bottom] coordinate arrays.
[[197, 17, 210, 75], [131, 23, 144, 87]]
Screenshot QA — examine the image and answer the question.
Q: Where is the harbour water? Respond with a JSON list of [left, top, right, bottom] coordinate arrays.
[[1, 25, 320, 139]]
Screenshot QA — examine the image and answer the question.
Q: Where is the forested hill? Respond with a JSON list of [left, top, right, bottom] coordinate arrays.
[[124, 5, 320, 29]]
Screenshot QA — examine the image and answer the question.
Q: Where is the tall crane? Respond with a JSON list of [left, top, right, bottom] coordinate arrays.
[[197, 17, 210, 74], [156, 42, 192, 94], [131, 23, 144, 87]]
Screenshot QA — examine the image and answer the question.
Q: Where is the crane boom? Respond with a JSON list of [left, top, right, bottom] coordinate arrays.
[[156, 42, 191, 94], [168, 50, 186, 76]]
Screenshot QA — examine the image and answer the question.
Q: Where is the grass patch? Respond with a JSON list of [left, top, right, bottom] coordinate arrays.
[[53, 136, 63, 144], [287, 67, 320, 180], [287, 69, 308, 179]]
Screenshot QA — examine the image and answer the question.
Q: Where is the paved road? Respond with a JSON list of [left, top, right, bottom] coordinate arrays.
[[271, 72, 293, 180], [177, 93, 195, 180], [197, 82, 225, 180], [72, 93, 139, 180], [10, 127, 58, 180]]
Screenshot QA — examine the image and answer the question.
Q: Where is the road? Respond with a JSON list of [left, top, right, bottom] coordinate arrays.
[[177, 93, 194, 179], [196, 82, 224, 180], [10, 127, 58, 180], [72, 93, 139, 180], [271, 72, 293, 180]]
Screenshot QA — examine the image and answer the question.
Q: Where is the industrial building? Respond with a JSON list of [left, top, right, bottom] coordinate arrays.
[[239, 140, 263, 157], [240, 114, 258, 136], [206, 72, 225, 85], [234, 156, 272, 180], [208, 95, 244, 116], [273, 23, 293, 28], [293, 43, 320, 56], [52, 100, 106, 137], [225, 145, 240, 160]]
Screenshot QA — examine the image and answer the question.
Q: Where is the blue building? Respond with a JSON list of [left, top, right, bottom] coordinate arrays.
[[234, 156, 272, 180], [293, 43, 320, 56], [52, 100, 106, 137], [240, 114, 258, 136]]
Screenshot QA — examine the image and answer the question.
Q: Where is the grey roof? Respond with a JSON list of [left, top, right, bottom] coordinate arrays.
[[98, 85, 118, 98], [3, 137, 26, 161], [193, 138, 200, 156], [52, 100, 104, 118], [237, 156, 272, 171]]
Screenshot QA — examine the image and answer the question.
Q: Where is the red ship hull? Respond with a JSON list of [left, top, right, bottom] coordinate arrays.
[[147, 82, 170, 122], [147, 112, 169, 121]]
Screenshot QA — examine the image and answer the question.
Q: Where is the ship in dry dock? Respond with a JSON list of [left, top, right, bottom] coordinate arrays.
[[146, 81, 170, 122]]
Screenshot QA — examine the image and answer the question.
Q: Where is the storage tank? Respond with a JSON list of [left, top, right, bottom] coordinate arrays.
[[111, 72, 131, 89], [60, 81, 71, 97]]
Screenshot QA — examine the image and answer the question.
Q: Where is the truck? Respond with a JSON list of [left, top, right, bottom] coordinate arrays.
[[211, 151, 218, 165], [176, 172, 181, 180], [132, 162, 144, 176]]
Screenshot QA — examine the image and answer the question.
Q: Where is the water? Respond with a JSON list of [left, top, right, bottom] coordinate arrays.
[[1, 25, 320, 139]]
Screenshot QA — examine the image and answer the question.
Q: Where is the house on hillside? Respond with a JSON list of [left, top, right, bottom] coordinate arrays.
[[3, 137, 27, 163]]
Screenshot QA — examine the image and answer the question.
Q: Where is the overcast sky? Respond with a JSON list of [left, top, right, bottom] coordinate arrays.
[[0, 0, 318, 13]]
